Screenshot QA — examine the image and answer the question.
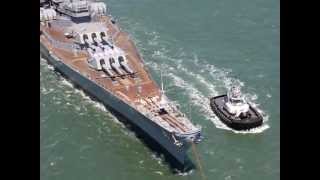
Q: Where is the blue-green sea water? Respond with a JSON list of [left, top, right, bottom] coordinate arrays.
[[40, 0, 279, 179]]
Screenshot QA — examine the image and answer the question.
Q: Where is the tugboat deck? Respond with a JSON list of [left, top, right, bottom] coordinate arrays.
[[210, 95, 263, 130]]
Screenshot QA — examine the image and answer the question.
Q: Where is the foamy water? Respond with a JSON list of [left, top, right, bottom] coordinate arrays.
[[41, 35, 269, 135], [41, 2, 279, 179], [41, 57, 126, 129], [59, 75, 127, 128], [139, 31, 270, 134]]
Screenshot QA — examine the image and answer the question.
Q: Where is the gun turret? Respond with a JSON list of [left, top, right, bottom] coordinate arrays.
[[118, 56, 134, 74]]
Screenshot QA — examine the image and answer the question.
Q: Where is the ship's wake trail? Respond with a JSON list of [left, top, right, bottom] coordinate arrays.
[[148, 57, 269, 134], [191, 56, 270, 134], [134, 31, 270, 134], [40, 57, 127, 129]]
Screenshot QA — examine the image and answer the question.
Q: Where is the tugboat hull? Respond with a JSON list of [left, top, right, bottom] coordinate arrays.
[[210, 95, 263, 130]]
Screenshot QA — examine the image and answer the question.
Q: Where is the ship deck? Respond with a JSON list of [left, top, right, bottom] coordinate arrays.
[[40, 15, 198, 134]]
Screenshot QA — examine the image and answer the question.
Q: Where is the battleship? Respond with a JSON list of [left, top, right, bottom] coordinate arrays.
[[40, 0, 203, 170], [210, 86, 263, 130]]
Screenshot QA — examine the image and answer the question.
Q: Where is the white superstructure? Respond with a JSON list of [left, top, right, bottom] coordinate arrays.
[[225, 86, 250, 117]]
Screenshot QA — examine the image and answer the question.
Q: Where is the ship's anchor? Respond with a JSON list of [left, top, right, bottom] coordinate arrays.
[[171, 134, 183, 147]]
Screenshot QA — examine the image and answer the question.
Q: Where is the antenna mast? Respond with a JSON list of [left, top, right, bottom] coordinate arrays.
[[189, 103, 192, 122], [160, 65, 164, 95]]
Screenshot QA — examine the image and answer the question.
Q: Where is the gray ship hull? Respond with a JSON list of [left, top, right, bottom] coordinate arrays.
[[40, 43, 193, 171]]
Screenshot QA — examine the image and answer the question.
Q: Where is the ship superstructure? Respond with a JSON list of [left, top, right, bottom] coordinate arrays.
[[225, 86, 250, 117], [40, 0, 202, 169]]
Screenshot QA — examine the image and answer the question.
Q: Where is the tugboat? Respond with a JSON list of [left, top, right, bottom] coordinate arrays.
[[210, 86, 263, 130]]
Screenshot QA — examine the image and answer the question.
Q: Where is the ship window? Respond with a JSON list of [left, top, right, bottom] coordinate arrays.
[[233, 99, 243, 104]]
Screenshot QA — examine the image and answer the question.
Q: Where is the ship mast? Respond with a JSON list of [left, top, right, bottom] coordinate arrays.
[[159, 66, 167, 108], [160, 66, 164, 95]]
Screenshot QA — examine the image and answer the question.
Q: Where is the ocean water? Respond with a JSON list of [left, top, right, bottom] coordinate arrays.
[[40, 0, 279, 179]]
